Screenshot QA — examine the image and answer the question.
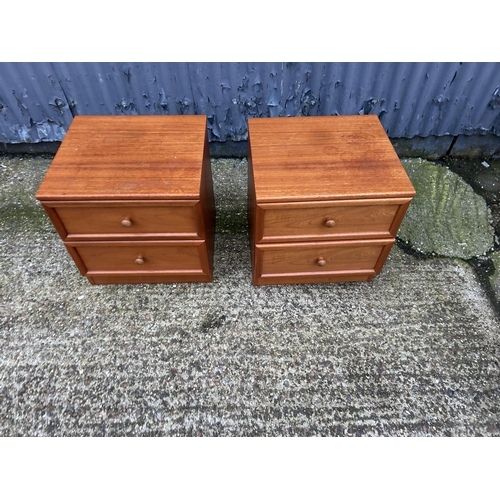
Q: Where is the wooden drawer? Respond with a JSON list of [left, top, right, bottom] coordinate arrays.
[[253, 238, 394, 285], [65, 240, 210, 277], [36, 116, 215, 285], [256, 199, 412, 242], [42, 201, 201, 241]]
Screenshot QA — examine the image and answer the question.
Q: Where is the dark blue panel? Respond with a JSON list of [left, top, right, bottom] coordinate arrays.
[[0, 62, 499, 144], [0, 62, 72, 143]]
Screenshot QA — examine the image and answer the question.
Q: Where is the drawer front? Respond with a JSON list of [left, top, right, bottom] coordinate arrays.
[[256, 199, 411, 242], [66, 240, 208, 275], [255, 239, 394, 281], [47, 202, 201, 240]]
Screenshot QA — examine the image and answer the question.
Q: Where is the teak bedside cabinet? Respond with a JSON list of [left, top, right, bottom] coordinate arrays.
[[248, 115, 416, 286], [36, 115, 215, 285]]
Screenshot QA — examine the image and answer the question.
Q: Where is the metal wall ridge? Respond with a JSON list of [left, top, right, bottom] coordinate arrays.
[[1, 62, 499, 145]]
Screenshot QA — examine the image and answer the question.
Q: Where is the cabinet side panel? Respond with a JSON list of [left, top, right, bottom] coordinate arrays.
[[389, 200, 413, 237], [373, 240, 395, 274], [201, 130, 215, 278], [64, 245, 88, 275], [40, 203, 68, 239], [248, 137, 257, 282]]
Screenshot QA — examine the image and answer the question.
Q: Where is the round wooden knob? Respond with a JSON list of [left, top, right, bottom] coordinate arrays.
[[121, 217, 132, 228], [317, 257, 326, 267], [325, 218, 335, 228], [135, 255, 145, 265]]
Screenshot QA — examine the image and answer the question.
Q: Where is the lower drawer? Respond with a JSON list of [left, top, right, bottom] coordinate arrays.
[[65, 240, 212, 283], [253, 238, 394, 285]]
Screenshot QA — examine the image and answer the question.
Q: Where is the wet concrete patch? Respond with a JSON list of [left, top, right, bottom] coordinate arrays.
[[0, 156, 499, 436], [446, 157, 500, 250], [446, 158, 500, 204], [398, 158, 495, 259]]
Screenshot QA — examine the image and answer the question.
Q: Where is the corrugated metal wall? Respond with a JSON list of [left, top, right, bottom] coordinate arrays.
[[1, 62, 499, 145]]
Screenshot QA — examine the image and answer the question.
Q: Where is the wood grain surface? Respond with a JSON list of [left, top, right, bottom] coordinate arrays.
[[36, 115, 207, 201], [48, 201, 202, 240], [248, 115, 415, 285], [256, 238, 394, 276], [258, 200, 410, 242], [36, 115, 215, 284], [68, 240, 206, 273], [248, 115, 416, 202]]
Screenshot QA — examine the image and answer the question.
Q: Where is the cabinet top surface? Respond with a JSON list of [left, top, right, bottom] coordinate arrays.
[[36, 115, 207, 201], [248, 115, 416, 202]]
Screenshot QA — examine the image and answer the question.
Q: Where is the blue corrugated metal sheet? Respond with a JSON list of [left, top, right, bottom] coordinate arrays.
[[0, 62, 499, 144], [0, 62, 73, 143]]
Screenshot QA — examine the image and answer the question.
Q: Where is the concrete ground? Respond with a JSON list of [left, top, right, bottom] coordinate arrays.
[[0, 155, 499, 436]]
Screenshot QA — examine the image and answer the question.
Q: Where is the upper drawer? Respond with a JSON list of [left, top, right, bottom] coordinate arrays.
[[255, 198, 412, 243], [41, 201, 202, 240]]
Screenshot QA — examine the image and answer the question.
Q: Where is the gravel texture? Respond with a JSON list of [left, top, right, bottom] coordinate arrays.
[[490, 251, 500, 300], [0, 155, 499, 436]]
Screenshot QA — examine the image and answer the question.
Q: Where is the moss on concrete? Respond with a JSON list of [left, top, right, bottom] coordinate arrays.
[[398, 158, 495, 259]]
